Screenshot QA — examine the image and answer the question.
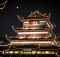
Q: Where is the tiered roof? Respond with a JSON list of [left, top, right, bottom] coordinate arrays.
[[12, 11, 55, 37], [17, 10, 51, 22], [5, 11, 60, 48]]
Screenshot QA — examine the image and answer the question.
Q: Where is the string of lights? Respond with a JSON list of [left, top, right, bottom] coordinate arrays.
[[0, 0, 8, 9]]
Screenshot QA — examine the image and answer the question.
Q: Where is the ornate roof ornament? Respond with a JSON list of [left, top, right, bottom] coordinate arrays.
[[0, 0, 8, 10], [17, 15, 24, 22], [27, 10, 50, 19]]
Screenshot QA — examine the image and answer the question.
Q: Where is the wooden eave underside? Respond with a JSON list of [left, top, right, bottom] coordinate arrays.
[[13, 28, 50, 32], [19, 18, 49, 22], [13, 28, 54, 36], [19, 18, 54, 29]]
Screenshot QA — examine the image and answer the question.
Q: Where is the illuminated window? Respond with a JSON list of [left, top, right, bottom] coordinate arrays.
[[30, 21, 38, 25], [39, 21, 46, 28], [39, 21, 46, 25], [45, 51, 50, 54], [42, 51, 45, 54], [51, 51, 54, 54]]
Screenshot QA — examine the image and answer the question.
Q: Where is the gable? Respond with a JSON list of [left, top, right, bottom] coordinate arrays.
[[28, 10, 43, 18]]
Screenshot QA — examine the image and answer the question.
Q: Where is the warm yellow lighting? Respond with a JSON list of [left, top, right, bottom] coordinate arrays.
[[5, 51, 9, 54], [37, 51, 41, 54], [31, 21, 38, 24], [42, 51, 45, 54], [24, 22, 29, 24], [2, 51, 4, 54], [11, 41, 51, 44], [24, 28, 39, 29], [9, 51, 14, 54], [45, 51, 49, 54], [15, 51, 19, 54], [51, 51, 54, 54], [23, 52, 31, 54], [24, 52, 31, 54], [49, 52, 51, 54], [32, 51, 36, 54], [55, 52, 57, 55], [2, 50, 57, 55], [18, 32, 48, 34], [20, 51, 23, 54], [23, 49, 29, 51]]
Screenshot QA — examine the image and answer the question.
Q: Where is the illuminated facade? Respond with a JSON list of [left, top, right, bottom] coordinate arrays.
[[10, 10, 55, 47], [1, 11, 60, 57]]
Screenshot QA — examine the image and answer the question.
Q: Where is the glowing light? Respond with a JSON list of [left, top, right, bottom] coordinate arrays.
[[3, 51, 57, 55], [23, 52, 31, 54], [51, 51, 54, 54], [5, 51, 9, 54], [37, 51, 41, 54], [2, 51, 4, 54], [16, 6, 18, 9], [11, 41, 51, 44], [32, 51, 36, 54], [18, 32, 48, 34], [42, 51, 45, 54], [45, 51, 49, 54], [55, 52, 57, 55], [24, 28, 40, 29], [9, 51, 14, 54], [15, 51, 19, 54], [20, 51, 23, 54], [24, 22, 29, 23]]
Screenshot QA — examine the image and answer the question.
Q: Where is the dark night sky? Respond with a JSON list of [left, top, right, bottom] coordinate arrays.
[[0, 0, 60, 36]]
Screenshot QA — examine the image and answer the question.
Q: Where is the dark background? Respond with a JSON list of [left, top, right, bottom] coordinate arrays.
[[0, 0, 60, 37]]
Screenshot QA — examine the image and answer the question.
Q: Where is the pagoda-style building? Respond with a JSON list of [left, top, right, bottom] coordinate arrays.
[[1, 11, 60, 57]]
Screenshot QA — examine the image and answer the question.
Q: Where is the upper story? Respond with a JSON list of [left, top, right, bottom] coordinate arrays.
[[11, 11, 56, 39], [17, 10, 55, 30]]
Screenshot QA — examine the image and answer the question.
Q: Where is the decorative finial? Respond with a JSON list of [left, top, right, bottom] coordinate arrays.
[[12, 25, 14, 29], [35, 10, 39, 13], [49, 13, 51, 18], [37, 11, 39, 13], [17, 15, 19, 18], [5, 34, 8, 38], [43, 13, 47, 16]]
